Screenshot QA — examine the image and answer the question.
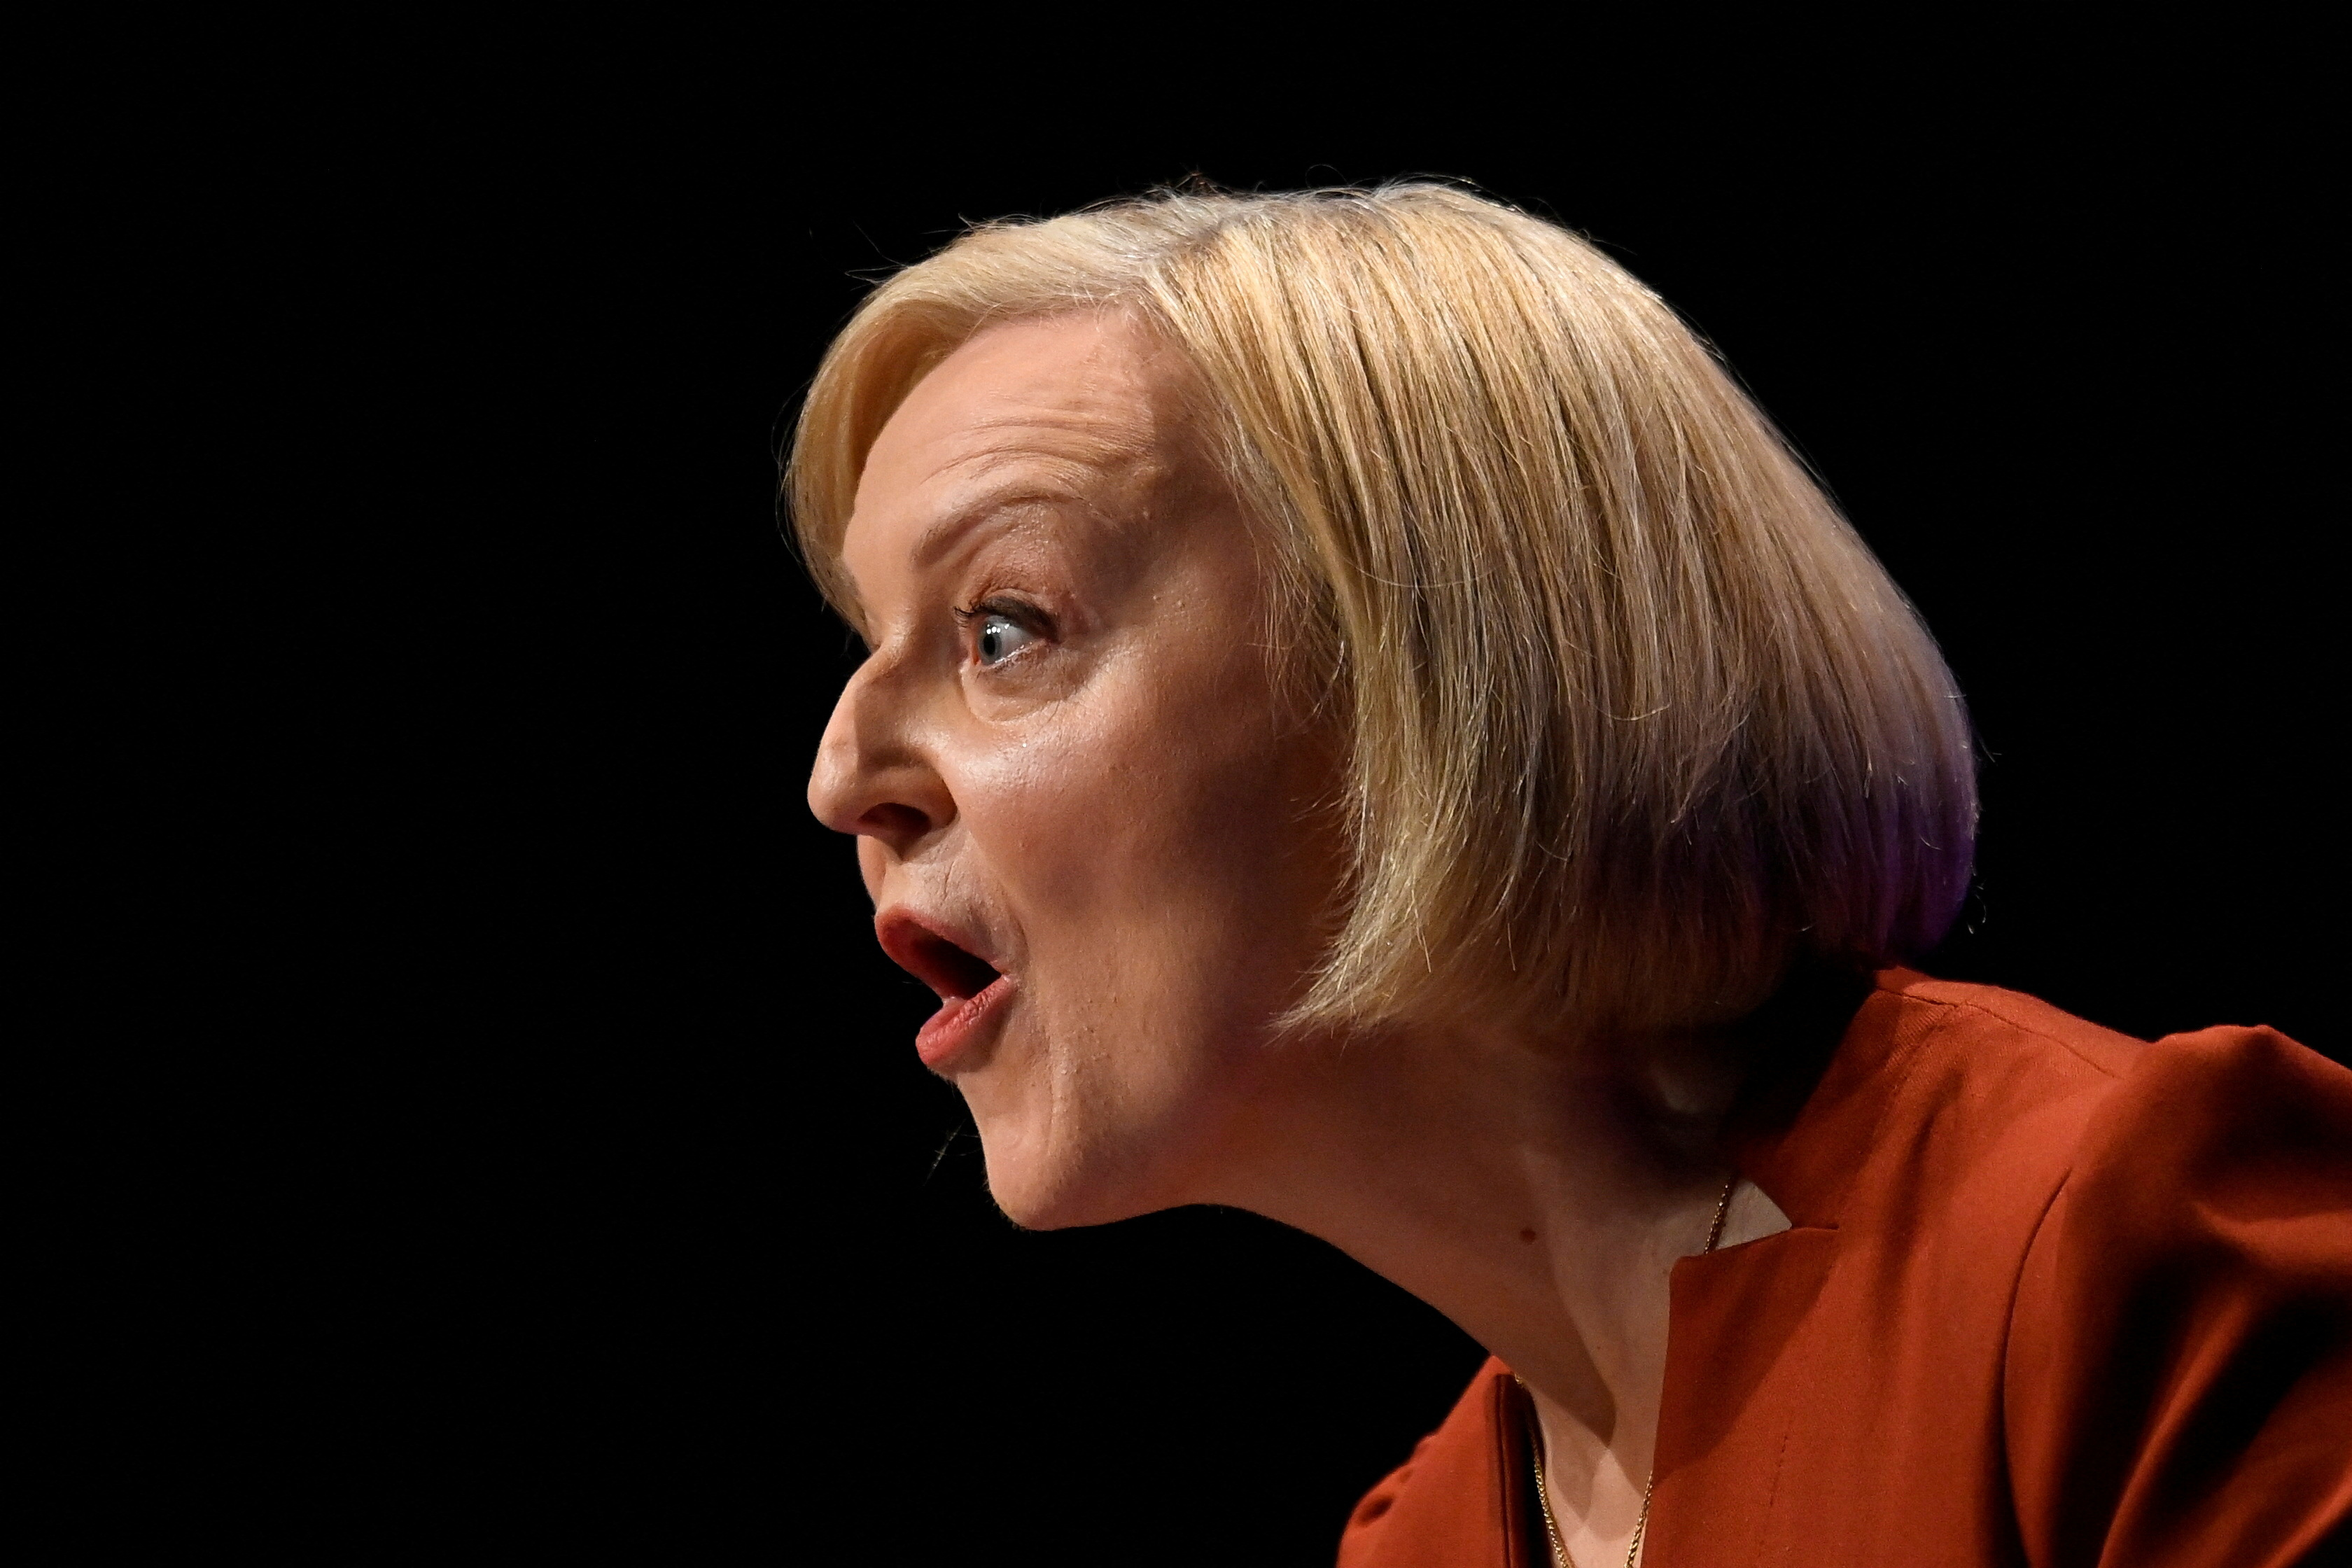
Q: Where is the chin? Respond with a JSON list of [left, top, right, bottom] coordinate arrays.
[[972, 1120, 1189, 1232]]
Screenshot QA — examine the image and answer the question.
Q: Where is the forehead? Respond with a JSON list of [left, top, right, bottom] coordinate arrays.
[[842, 316, 1198, 591], [881, 313, 1181, 468]]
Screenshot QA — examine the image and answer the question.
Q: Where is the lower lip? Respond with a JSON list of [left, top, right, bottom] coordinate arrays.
[[913, 975, 1015, 1070]]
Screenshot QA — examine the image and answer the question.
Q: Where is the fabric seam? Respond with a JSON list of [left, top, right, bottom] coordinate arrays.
[[1993, 1165, 2076, 1568], [1899, 990, 2134, 1082]]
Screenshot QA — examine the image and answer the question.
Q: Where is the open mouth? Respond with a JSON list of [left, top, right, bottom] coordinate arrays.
[[900, 925, 1002, 1002], [876, 911, 1003, 1002], [877, 911, 1015, 1070]]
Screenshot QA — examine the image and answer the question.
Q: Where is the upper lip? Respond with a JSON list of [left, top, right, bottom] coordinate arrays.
[[874, 908, 1005, 1002]]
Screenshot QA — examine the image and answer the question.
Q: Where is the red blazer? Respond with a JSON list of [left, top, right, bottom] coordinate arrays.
[[1338, 971, 2351, 1567]]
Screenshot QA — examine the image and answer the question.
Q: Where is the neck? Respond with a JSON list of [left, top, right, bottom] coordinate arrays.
[[1198, 1007, 1798, 1550]]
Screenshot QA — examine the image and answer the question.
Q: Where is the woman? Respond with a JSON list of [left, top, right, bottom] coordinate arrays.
[[794, 186, 2348, 1566]]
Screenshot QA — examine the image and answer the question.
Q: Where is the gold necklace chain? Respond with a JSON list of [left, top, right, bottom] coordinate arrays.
[[1525, 1173, 1738, 1568]]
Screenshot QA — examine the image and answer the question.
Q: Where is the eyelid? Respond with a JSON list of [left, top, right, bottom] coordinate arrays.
[[952, 594, 1054, 634]]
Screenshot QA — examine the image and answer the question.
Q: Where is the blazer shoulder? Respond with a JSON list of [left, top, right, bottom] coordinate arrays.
[[2005, 1023, 2352, 1567], [1879, 969, 2146, 1082]]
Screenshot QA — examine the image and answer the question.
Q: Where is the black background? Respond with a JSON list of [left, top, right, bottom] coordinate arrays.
[[47, 20, 2335, 1566]]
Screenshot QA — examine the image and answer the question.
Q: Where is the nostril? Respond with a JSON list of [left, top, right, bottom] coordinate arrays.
[[860, 802, 931, 842]]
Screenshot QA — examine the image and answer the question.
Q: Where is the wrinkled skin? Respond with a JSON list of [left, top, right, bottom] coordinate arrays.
[[806, 312, 1342, 1229]]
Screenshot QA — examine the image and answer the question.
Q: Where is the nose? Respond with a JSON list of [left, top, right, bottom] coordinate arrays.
[[807, 657, 955, 860]]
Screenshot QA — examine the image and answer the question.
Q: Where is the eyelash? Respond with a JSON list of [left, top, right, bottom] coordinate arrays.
[[951, 596, 1052, 655], [952, 594, 1031, 624]]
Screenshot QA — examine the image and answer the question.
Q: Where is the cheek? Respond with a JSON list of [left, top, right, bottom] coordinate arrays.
[[964, 682, 1329, 1015]]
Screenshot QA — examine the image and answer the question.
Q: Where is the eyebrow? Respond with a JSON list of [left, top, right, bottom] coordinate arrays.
[[909, 485, 1083, 572]]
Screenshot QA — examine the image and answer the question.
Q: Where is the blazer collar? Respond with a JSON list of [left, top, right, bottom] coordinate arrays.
[[1725, 965, 1940, 1230]]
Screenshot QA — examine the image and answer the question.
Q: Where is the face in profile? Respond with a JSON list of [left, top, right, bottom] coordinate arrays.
[[807, 314, 1341, 1229]]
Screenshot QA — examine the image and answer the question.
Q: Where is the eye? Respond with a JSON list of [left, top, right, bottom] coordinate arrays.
[[972, 610, 1039, 667]]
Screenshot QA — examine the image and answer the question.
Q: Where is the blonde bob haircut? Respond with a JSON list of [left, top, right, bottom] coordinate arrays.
[[790, 184, 1975, 1037]]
